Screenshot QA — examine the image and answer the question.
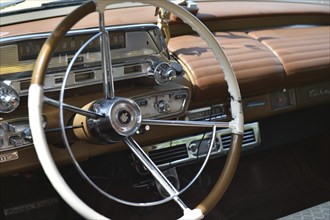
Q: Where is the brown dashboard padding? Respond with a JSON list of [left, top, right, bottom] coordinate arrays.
[[168, 32, 285, 100], [194, 2, 329, 22], [249, 26, 330, 85]]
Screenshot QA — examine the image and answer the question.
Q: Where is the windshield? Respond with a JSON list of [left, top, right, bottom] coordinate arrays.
[[0, 0, 92, 14], [0, 0, 149, 26]]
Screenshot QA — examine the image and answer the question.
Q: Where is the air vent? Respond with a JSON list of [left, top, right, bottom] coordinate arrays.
[[148, 144, 188, 165], [221, 129, 256, 150], [142, 122, 260, 168]]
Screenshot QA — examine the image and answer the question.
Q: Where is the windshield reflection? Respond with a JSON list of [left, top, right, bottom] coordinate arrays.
[[0, 0, 88, 15]]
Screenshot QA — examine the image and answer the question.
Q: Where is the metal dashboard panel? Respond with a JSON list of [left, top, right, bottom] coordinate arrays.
[[0, 24, 169, 96]]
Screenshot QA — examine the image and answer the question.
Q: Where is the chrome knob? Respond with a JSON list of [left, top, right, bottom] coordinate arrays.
[[155, 100, 170, 113], [0, 81, 20, 113], [154, 62, 176, 85]]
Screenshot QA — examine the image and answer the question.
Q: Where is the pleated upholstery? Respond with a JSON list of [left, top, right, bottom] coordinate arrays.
[[168, 32, 285, 100], [169, 26, 330, 100], [249, 26, 330, 84]]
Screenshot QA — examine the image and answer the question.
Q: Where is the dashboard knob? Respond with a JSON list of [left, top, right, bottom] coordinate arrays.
[[0, 81, 20, 113], [155, 100, 170, 113], [154, 62, 176, 85]]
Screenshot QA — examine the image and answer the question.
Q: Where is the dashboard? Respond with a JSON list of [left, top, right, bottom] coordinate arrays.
[[0, 1, 329, 176], [0, 24, 190, 155], [0, 2, 329, 220]]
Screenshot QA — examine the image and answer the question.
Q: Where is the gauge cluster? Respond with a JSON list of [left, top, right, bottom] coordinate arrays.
[[0, 24, 171, 96], [0, 24, 184, 107], [135, 88, 189, 119]]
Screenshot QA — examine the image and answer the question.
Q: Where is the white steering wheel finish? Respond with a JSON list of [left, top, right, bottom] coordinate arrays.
[[28, 1, 244, 219]]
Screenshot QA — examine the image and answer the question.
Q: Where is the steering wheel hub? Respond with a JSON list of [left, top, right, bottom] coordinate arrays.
[[75, 97, 142, 143]]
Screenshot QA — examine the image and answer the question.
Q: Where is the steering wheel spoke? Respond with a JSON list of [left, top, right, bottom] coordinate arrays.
[[142, 118, 230, 128], [124, 136, 188, 211], [44, 96, 104, 119], [99, 11, 115, 99]]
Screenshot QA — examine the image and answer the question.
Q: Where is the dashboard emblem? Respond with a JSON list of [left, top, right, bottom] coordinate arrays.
[[0, 151, 19, 163], [119, 110, 131, 125]]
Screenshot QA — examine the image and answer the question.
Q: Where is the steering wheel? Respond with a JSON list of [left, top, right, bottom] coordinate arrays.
[[28, 0, 243, 219]]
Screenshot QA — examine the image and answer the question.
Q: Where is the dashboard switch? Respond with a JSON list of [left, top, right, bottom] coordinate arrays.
[[0, 126, 5, 137], [9, 136, 24, 147], [174, 93, 187, 100], [170, 61, 183, 75], [8, 124, 16, 133], [136, 99, 148, 107]]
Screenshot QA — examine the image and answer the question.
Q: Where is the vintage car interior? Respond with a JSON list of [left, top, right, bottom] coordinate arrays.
[[0, 0, 329, 219]]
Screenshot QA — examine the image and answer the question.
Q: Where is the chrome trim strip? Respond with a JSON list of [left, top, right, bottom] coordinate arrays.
[[142, 119, 229, 128], [124, 137, 188, 211], [44, 97, 104, 119]]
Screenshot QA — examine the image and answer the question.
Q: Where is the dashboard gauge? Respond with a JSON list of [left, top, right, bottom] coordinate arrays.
[[0, 81, 20, 113]]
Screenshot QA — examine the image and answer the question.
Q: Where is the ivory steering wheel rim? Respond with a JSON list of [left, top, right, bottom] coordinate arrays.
[[28, 1, 244, 219]]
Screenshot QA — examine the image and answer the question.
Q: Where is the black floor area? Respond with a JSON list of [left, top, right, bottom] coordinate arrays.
[[1, 132, 328, 220], [213, 133, 330, 220]]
